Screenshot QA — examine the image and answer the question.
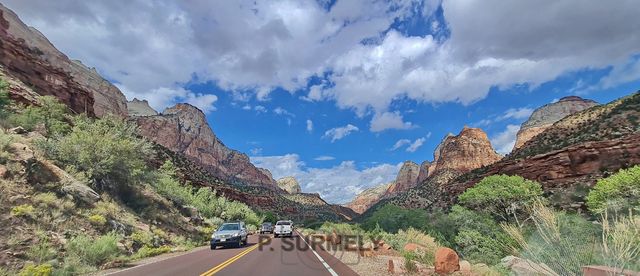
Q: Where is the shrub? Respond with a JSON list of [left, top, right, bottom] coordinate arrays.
[[361, 204, 429, 233], [131, 245, 171, 260], [11, 204, 35, 218], [459, 175, 543, 225], [41, 115, 151, 194], [151, 161, 262, 227], [27, 234, 56, 264], [586, 165, 640, 213], [130, 231, 154, 249], [454, 229, 507, 265], [403, 252, 419, 273], [503, 200, 601, 275], [88, 214, 107, 226], [18, 264, 53, 276], [33, 193, 59, 208], [10, 96, 70, 135], [67, 232, 120, 266], [0, 129, 14, 163], [600, 212, 640, 271]]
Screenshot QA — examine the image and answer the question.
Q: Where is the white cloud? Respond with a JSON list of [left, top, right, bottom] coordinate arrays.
[[391, 139, 411, 151], [391, 137, 427, 152], [490, 124, 520, 155], [5, 0, 640, 122], [306, 119, 313, 132], [406, 137, 426, 152], [323, 124, 359, 142], [254, 105, 267, 113], [499, 107, 534, 121], [242, 104, 252, 110], [476, 107, 534, 126], [251, 154, 400, 203], [370, 111, 415, 132], [273, 107, 295, 117], [250, 148, 263, 156], [314, 155, 335, 161]]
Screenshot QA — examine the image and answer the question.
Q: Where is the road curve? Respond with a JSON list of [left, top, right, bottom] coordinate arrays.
[[107, 232, 358, 276]]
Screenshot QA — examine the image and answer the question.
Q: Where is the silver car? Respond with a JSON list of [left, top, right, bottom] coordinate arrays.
[[210, 222, 248, 249]]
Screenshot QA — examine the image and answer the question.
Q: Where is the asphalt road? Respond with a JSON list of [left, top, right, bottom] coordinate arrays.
[[107, 231, 358, 276]]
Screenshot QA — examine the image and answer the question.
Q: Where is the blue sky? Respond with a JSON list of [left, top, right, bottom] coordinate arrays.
[[5, 0, 640, 203]]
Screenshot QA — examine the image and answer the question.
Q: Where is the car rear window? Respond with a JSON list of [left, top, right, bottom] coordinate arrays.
[[219, 223, 240, 231], [276, 221, 291, 225]]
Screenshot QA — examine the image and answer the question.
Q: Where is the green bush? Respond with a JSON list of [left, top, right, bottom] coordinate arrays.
[[11, 204, 35, 218], [454, 229, 508, 265], [10, 96, 70, 135], [67, 232, 120, 266], [459, 175, 543, 225], [18, 264, 53, 276], [88, 214, 107, 226], [586, 165, 640, 213], [151, 161, 262, 227], [361, 204, 429, 233], [503, 201, 602, 275], [27, 234, 56, 264], [131, 245, 171, 260], [40, 115, 151, 194], [0, 130, 13, 164]]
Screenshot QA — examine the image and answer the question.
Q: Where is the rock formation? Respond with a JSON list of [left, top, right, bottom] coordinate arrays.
[[514, 96, 598, 150], [127, 98, 158, 117], [345, 182, 392, 214], [0, 4, 128, 117], [390, 92, 640, 212], [430, 127, 502, 175], [384, 161, 419, 196], [416, 161, 431, 184], [132, 103, 278, 190], [277, 176, 301, 194]]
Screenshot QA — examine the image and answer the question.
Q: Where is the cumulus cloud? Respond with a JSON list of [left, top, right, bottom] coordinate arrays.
[[254, 105, 267, 113], [251, 154, 400, 203], [6, 0, 640, 125], [370, 111, 415, 132], [314, 155, 335, 161], [306, 119, 313, 132], [490, 124, 521, 155], [323, 124, 359, 142]]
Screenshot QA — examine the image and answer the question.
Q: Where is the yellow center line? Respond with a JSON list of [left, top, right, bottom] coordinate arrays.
[[200, 239, 270, 276]]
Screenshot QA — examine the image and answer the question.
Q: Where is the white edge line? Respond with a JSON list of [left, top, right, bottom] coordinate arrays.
[[296, 230, 339, 276], [103, 246, 209, 275]]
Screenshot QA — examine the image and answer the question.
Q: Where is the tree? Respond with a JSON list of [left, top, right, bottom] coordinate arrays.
[[41, 115, 152, 194], [586, 165, 640, 214], [458, 174, 543, 226], [10, 95, 70, 135], [0, 79, 10, 109]]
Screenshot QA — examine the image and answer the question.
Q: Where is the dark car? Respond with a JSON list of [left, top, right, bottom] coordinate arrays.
[[260, 222, 273, 234], [210, 222, 248, 249]]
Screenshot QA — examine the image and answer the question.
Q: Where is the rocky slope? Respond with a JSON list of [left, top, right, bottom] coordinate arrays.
[[513, 96, 598, 150], [389, 92, 640, 212], [0, 4, 128, 117], [345, 183, 392, 214], [277, 176, 301, 194], [132, 104, 279, 190]]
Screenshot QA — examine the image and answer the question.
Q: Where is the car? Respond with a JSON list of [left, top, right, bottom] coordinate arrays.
[[274, 220, 293, 238], [260, 222, 273, 234], [210, 222, 248, 249]]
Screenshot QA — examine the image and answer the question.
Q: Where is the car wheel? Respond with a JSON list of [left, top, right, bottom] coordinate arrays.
[[211, 245, 216, 250]]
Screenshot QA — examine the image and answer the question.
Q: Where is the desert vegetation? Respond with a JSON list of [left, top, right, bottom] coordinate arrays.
[[0, 79, 264, 275], [313, 171, 640, 275]]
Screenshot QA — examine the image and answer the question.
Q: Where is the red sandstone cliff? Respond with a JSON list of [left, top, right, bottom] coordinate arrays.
[[132, 103, 279, 190]]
